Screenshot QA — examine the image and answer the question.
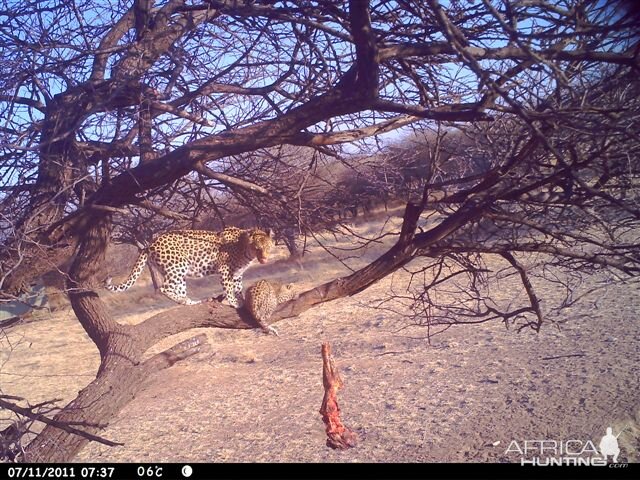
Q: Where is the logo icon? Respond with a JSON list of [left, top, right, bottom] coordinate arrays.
[[504, 423, 630, 466], [599, 427, 621, 463]]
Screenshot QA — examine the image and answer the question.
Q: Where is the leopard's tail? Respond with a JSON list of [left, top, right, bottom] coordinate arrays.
[[105, 250, 149, 292]]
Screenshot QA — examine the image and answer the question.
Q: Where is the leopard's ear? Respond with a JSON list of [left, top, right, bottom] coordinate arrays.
[[266, 228, 274, 238]]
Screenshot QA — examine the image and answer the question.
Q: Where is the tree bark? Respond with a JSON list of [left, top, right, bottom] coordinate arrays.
[[26, 334, 210, 462]]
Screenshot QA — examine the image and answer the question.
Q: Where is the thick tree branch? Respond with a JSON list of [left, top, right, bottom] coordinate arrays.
[[349, 0, 378, 96], [371, 99, 491, 121], [379, 42, 640, 67], [136, 200, 190, 221], [114, 1, 219, 80], [142, 334, 211, 370], [194, 162, 269, 195], [288, 115, 422, 146]]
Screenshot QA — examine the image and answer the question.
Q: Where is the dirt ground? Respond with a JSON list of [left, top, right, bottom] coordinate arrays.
[[1, 211, 639, 463]]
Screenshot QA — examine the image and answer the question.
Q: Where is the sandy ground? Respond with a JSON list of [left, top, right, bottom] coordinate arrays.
[[1, 211, 639, 463]]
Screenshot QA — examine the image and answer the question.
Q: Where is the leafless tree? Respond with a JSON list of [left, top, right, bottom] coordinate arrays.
[[0, 0, 638, 461]]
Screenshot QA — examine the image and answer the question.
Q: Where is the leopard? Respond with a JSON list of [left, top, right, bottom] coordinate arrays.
[[245, 279, 297, 336], [105, 226, 274, 307]]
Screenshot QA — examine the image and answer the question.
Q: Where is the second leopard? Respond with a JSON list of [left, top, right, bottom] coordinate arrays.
[[245, 280, 297, 336]]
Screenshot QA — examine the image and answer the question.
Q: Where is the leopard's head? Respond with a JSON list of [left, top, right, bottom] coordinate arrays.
[[280, 283, 297, 301], [245, 228, 274, 264]]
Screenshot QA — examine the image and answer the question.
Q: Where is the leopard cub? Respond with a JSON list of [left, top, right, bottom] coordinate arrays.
[[245, 280, 297, 336]]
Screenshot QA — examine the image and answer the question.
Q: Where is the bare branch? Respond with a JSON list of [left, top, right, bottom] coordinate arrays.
[[0, 398, 123, 448]]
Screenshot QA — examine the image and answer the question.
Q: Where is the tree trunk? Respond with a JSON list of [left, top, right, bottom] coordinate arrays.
[[3, 81, 142, 296]]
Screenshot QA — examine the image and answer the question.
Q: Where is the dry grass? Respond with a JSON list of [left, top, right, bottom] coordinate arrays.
[[1, 210, 639, 463]]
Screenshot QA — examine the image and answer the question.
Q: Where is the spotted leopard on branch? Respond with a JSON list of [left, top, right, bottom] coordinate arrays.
[[105, 227, 274, 307], [245, 279, 297, 336]]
